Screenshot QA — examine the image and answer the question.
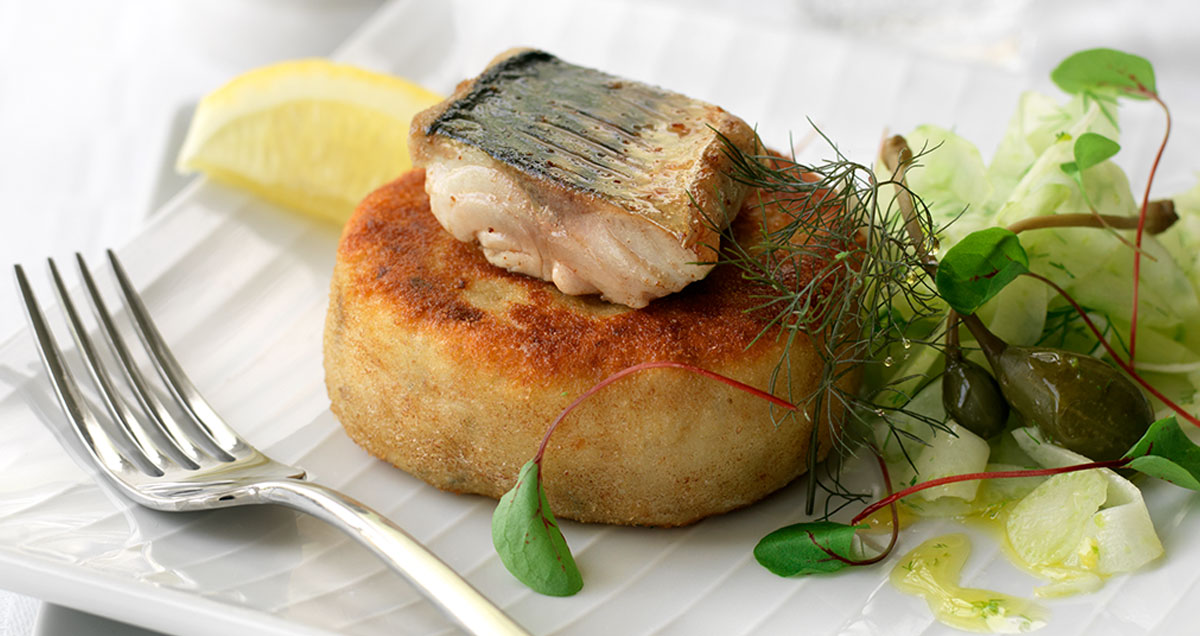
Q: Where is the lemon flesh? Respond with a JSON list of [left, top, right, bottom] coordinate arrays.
[[177, 59, 441, 223]]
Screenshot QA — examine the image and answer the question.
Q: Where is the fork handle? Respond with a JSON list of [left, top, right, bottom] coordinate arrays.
[[256, 479, 531, 636]]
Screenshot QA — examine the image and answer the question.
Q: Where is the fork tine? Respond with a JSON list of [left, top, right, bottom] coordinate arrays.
[[106, 250, 247, 457], [75, 253, 207, 469], [14, 264, 148, 478], [47, 258, 170, 475]]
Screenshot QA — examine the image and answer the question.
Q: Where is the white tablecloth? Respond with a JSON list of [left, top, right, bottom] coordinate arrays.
[[0, 3, 387, 632]]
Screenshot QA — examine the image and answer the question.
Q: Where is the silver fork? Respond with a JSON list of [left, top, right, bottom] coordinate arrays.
[[14, 251, 529, 636]]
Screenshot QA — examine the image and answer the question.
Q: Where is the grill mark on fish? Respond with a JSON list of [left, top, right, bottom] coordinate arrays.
[[537, 119, 630, 162], [535, 120, 645, 174], [513, 128, 637, 183], [605, 92, 678, 122], [422, 49, 708, 199], [565, 106, 655, 148]]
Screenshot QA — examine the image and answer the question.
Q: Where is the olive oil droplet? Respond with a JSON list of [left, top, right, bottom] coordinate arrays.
[[891, 534, 1046, 633]]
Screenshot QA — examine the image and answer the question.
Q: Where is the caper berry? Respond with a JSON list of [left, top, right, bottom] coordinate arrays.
[[987, 346, 1153, 460], [960, 312, 1153, 461], [942, 355, 1009, 439]]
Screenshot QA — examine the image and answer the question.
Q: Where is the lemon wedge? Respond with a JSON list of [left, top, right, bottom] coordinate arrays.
[[177, 59, 442, 223]]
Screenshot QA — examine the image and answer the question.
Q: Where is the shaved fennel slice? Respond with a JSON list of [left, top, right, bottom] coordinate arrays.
[[1006, 470, 1107, 567], [977, 275, 1049, 347], [898, 463, 1042, 520], [1012, 428, 1163, 576], [913, 421, 990, 502], [874, 382, 991, 507]]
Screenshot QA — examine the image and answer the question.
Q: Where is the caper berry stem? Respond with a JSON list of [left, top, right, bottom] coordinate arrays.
[[944, 310, 962, 356], [881, 136, 927, 260], [881, 135, 938, 274], [1006, 201, 1176, 236], [957, 312, 1007, 360]]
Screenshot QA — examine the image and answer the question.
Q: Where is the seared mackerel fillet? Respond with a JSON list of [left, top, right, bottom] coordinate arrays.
[[409, 48, 755, 308]]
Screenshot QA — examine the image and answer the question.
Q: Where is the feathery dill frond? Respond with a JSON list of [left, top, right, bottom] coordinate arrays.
[[715, 128, 949, 515]]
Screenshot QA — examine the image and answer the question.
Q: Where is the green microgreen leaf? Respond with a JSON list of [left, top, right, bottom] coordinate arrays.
[[935, 227, 1029, 315], [1072, 132, 1121, 171], [753, 521, 861, 576], [1051, 48, 1157, 99], [1123, 416, 1200, 490], [1059, 132, 1122, 221], [1061, 132, 1123, 178], [492, 460, 583, 596]]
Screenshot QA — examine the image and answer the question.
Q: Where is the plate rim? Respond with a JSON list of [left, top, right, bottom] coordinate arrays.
[[0, 538, 335, 636]]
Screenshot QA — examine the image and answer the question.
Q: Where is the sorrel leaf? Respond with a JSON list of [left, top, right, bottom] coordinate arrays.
[[1124, 416, 1200, 491], [1061, 132, 1122, 176], [754, 521, 860, 576], [935, 227, 1029, 315], [492, 460, 583, 595], [1051, 48, 1157, 99]]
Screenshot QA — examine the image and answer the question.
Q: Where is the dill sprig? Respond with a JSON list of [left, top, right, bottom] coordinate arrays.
[[716, 128, 950, 515]]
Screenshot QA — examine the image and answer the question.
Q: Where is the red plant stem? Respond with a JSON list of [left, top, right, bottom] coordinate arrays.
[[847, 449, 901, 565], [850, 458, 1131, 527], [533, 361, 797, 464], [1024, 271, 1200, 427], [804, 447, 901, 567], [1129, 93, 1172, 361], [856, 448, 901, 565]]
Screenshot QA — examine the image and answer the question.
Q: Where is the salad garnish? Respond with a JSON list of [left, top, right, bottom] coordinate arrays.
[[490, 46, 1200, 633], [1050, 48, 1171, 361]]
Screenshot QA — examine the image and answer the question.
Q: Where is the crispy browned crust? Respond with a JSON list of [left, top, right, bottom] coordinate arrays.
[[323, 169, 855, 526]]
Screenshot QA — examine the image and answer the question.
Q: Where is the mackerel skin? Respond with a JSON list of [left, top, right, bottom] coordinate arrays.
[[410, 48, 755, 307]]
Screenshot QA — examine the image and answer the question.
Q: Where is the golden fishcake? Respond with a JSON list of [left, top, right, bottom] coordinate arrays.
[[323, 169, 855, 526]]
